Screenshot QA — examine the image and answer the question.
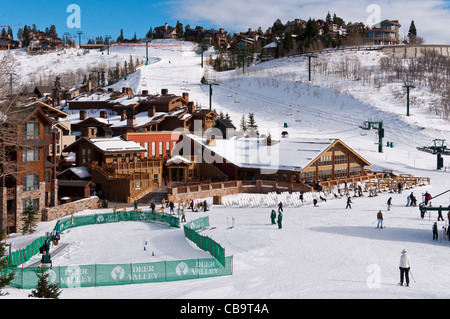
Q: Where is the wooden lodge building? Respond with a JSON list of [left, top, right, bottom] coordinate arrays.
[[167, 134, 371, 186], [0, 103, 63, 234]]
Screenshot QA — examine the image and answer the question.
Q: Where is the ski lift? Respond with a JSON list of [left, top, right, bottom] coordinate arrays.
[[227, 92, 233, 98], [360, 130, 367, 136], [234, 93, 240, 103]]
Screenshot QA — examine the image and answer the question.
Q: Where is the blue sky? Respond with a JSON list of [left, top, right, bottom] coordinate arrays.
[[1, 0, 450, 44]]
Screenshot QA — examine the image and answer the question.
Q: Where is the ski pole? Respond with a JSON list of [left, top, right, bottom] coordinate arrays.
[[409, 269, 416, 283]]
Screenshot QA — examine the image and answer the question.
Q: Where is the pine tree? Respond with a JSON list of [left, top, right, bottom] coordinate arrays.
[[408, 20, 417, 43], [247, 113, 258, 130], [0, 230, 15, 296], [21, 204, 38, 234], [28, 269, 61, 299], [240, 115, 247, 131], [117, 28, 124, 43]]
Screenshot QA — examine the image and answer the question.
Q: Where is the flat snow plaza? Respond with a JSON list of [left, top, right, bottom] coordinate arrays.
[[1, 40, 449, 301]]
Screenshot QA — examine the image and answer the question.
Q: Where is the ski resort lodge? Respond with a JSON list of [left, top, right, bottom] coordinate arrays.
[[169, 133, 371, 186]]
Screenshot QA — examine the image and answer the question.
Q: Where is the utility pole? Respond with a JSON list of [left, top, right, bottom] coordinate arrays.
[[305, 52, 318, 81], [403, 80, 415, 116], [360, 121, 384, 153], [77, 31, 84, 48], [105, 35, 111, 55]]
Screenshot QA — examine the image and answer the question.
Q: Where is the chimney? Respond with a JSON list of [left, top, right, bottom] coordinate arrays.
[[188, 102, 195, 113], [100, 110, 107, 118], [148, 105, 156, 117], [80, 110, 87, 120], [108, 88, 114, 92], [142, 90, 148, 96], [121, 109, 127, 121], [161, 89, 168, 95], [122, 87, 133, 95], [127, 113, 136, 127], [182, 92, 189, 102]]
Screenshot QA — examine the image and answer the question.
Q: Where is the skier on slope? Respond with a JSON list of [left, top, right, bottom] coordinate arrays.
[[270, 210, 277, 225], [432, 222, 438, 240], [387, 197, 392, 211], [377, 211, 384, 229], [399, 249, 411, 287], [277, 211, 283, 229], [278, 202, 283, 213], [346, 196, 352, 209]]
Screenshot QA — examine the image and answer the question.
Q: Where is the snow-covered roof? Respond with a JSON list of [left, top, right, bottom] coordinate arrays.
[[185, 134, 337, 172], [59, 166, 91, 179], [89, 136, 146, 153], [167, 155, 191, 164]]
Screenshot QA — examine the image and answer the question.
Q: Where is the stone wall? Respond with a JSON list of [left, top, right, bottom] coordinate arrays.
[[41, 196, 100, 222], [382, 45, 450, 59]]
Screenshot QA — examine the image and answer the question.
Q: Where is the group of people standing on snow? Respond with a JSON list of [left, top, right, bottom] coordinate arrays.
[[269, 202, 284, 229]]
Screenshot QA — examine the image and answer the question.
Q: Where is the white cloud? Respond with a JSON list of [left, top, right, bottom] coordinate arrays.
[[168, 0, 450, 44]]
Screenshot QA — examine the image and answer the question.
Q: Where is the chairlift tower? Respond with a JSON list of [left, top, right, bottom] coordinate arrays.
[[417, 139, 450, 170], [204, 80, 219, 110], [360, 121, 384, 153], [403, 80, 415, 116], [305, 52, 318, 81]]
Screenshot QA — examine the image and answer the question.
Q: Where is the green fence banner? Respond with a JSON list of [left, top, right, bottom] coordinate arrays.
[[3, 211, 232, 289]]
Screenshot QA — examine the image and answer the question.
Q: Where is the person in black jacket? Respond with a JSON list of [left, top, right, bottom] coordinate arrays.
[[346, 196, 352, 209]]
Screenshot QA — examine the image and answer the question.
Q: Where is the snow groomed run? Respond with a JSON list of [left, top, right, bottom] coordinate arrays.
[[3, 211, 232, 289]]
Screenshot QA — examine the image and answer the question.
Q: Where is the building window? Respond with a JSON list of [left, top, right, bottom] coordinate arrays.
[[334, 154, 347, 165], [113, 154, 118, 162], [349, 166, 362, 177], [318, 155, 332, 166], [22, 148, 39, 162], [318, 169, 332, 181], [334, 167, 347, 179], [23, 123, 39, 140], [151, 142, 156, 157], [23, 174, 39, 191], [23, 198, 39, 212], [144, 142, 149, 158], [44, 171, 51, 183], [159, 142, 163, 156], [301, 170, 315, 182], [166, 141, 170, 156]]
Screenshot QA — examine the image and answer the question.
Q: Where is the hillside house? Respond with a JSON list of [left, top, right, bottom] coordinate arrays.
[[0, 36, 20, 50], [365, 20, 401, 45], [154, 23, 177, 39], [184, 26, 228, 46], [28, 31, 64, 53]]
